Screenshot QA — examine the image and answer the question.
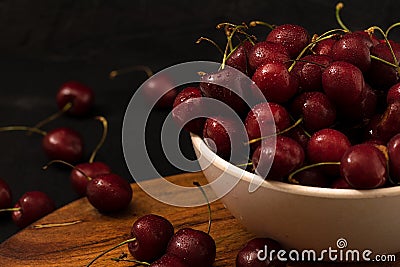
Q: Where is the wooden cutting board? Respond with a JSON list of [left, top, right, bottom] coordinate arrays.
[[0, 172, 398, 267]]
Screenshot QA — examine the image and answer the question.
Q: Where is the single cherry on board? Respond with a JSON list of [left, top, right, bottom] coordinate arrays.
[[236, 237, 285, 267], [56, 81, 95, 116], [149, 253, 189, 267], [86, 214, 174, 266], [0, 191, 55, 228]]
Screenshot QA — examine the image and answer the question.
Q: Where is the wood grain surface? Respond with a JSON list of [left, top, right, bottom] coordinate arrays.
[[0, 172, 398, 267]]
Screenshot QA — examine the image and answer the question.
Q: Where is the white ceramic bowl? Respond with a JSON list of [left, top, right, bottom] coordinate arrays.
[[191, 133, 400, 255]]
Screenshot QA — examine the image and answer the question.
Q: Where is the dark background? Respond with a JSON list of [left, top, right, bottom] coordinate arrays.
[[1, 0, 399, 242]]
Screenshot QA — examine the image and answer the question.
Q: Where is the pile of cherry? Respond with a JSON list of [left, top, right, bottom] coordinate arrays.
[[171, 3, 400, 190], [0, 81, 132, 229]]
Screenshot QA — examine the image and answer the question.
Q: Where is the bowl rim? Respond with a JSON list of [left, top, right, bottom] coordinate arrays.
[[191, 133, 400, 199]]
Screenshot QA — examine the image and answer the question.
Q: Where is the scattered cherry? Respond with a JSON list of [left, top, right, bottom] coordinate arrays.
[[56, 81, 95, 116], [236, 237, 284, 267]]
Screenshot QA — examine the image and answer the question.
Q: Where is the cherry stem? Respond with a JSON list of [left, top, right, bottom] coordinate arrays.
[[196, 37, 224, 55], [88, 116, 108, 163], [109, 65, 153, 79], [42, 160, 92, 181], [0, 126, 47, 136], [111, 257, 150, 265], [245, 117, 304, 145], [33, 220, 83, 229], [193, 181, 212, 235], [370, 55, 398, 68], [0, 207, 21, 213], [335, 2, 350, 32], [236, 161, 253, 168], [248, 20, 275, 30], [368, 26, 399, 68], [30, 102, 73, 133], [220, 24, 247, 69], [385, 22, 400, 37], [288, 162, 340, 184], [85, 237, 137, 267]]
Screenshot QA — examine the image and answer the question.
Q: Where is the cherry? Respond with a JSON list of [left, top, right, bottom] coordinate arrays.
[[199, 67, 248, 115], [0, 191, 56, 228], [86, 214, 174, 266], [0, 178, 12, 211], [203, 116, 245, 160], [368, 41, 400, 89], [290, 91, 336, 132], [245, 102, 290, 149], [331, 177, 353, 189], [172, 86, 206, 136], [85, 173, 132, 213], [351, 30, 380, 48], [226, 40, 253, 75], [0, 126, 84, 163], [307, 129, 351, 176], [291, 168, 331, 188], [150, 254, 189, 267], [236, 237, 284, 267], [42, 127, 84, 163], [340, 144, 387, 189], [322, 61, 365, 107], [331, 33, 371, 73], [70, 162, 111, 196], [312, 38, 337, 57], [247, 41, 290, 72], [284, 126, 310, 151], [292, 54, 332, 91], [252, 62, 299, 104], [166, 228, 216, 267], [252, 136, 304, 181], [387, 133, 400, 182], [266, 24, 310, 58], [56, 81, 95, 116], [387, 82, 400, 104], [128, 214, 174, 262], [376, 101, 400, 142]]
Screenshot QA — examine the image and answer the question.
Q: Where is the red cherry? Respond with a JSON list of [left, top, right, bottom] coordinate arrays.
[[70, 162, 111, 196], [86, 173, 133, 213], [56, 81, 94, 116], [143, 74, 178, 109], [387, 133, 400, 182], [248, 41, 290, 72], [11, 191, 55, 228], [42, 127, 84, 163], [150, 254, 189, 267]]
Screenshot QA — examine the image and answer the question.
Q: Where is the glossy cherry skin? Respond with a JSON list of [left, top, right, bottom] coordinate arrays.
[[245, 102, 290, 149], [11, 191, 56, 228], [292, 54, 332, 91], [143, 74, 178, 109], [387, 134, 400, 182], [226, 40, 253, 75], [368, 42, 400, 89], [252, 62, 299, 104], [387, 82, 400, 104], [128, 214, 174, 262], [0, 178, 12, 210], [248, 41, 290, 73], [70, 162, 111, 196], [331, 177, 353, 189], [172, 87, 205, 136], [376, 101, 400, 142], [313, 38, 337, 57], [86, 173, 132, 213], [340, 144, 388, 189], [150, 254, 189, 267], [56, 81, 94, 116], [42, 127, 84, 163], [307, 129, 351, 176], [292, 168, 331, 188], [266, 24, 310, 58], [252, 136, 304, 181], [166, 228, 216, 267], [331, 34, 371, 73], [322, 61, 365, 107], [290, 91, 336, 132], [236, 237, 284, 267]]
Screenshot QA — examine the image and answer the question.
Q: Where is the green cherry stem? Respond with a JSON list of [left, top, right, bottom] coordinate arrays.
[[368, 26, 399, 68], [109, 65, 153, 79], [335, 2, 350, 32], [288, 162, 340, 184], [42, 160, 92, 181], [0, 126, 47, 136], [85, 238, 137, 267], [196, 37, 224, 55], [193, 181, 212, 234], [88, 116, 108, 163], [385, 22, 400, 38], [111, 257, 150, 265], [0, 207, 21, 213], [30, 102, 73, 133], [248, 20, 275, 30]]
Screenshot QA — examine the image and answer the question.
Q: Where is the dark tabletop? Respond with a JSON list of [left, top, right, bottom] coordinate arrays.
[[1, 0, 399, 243]]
